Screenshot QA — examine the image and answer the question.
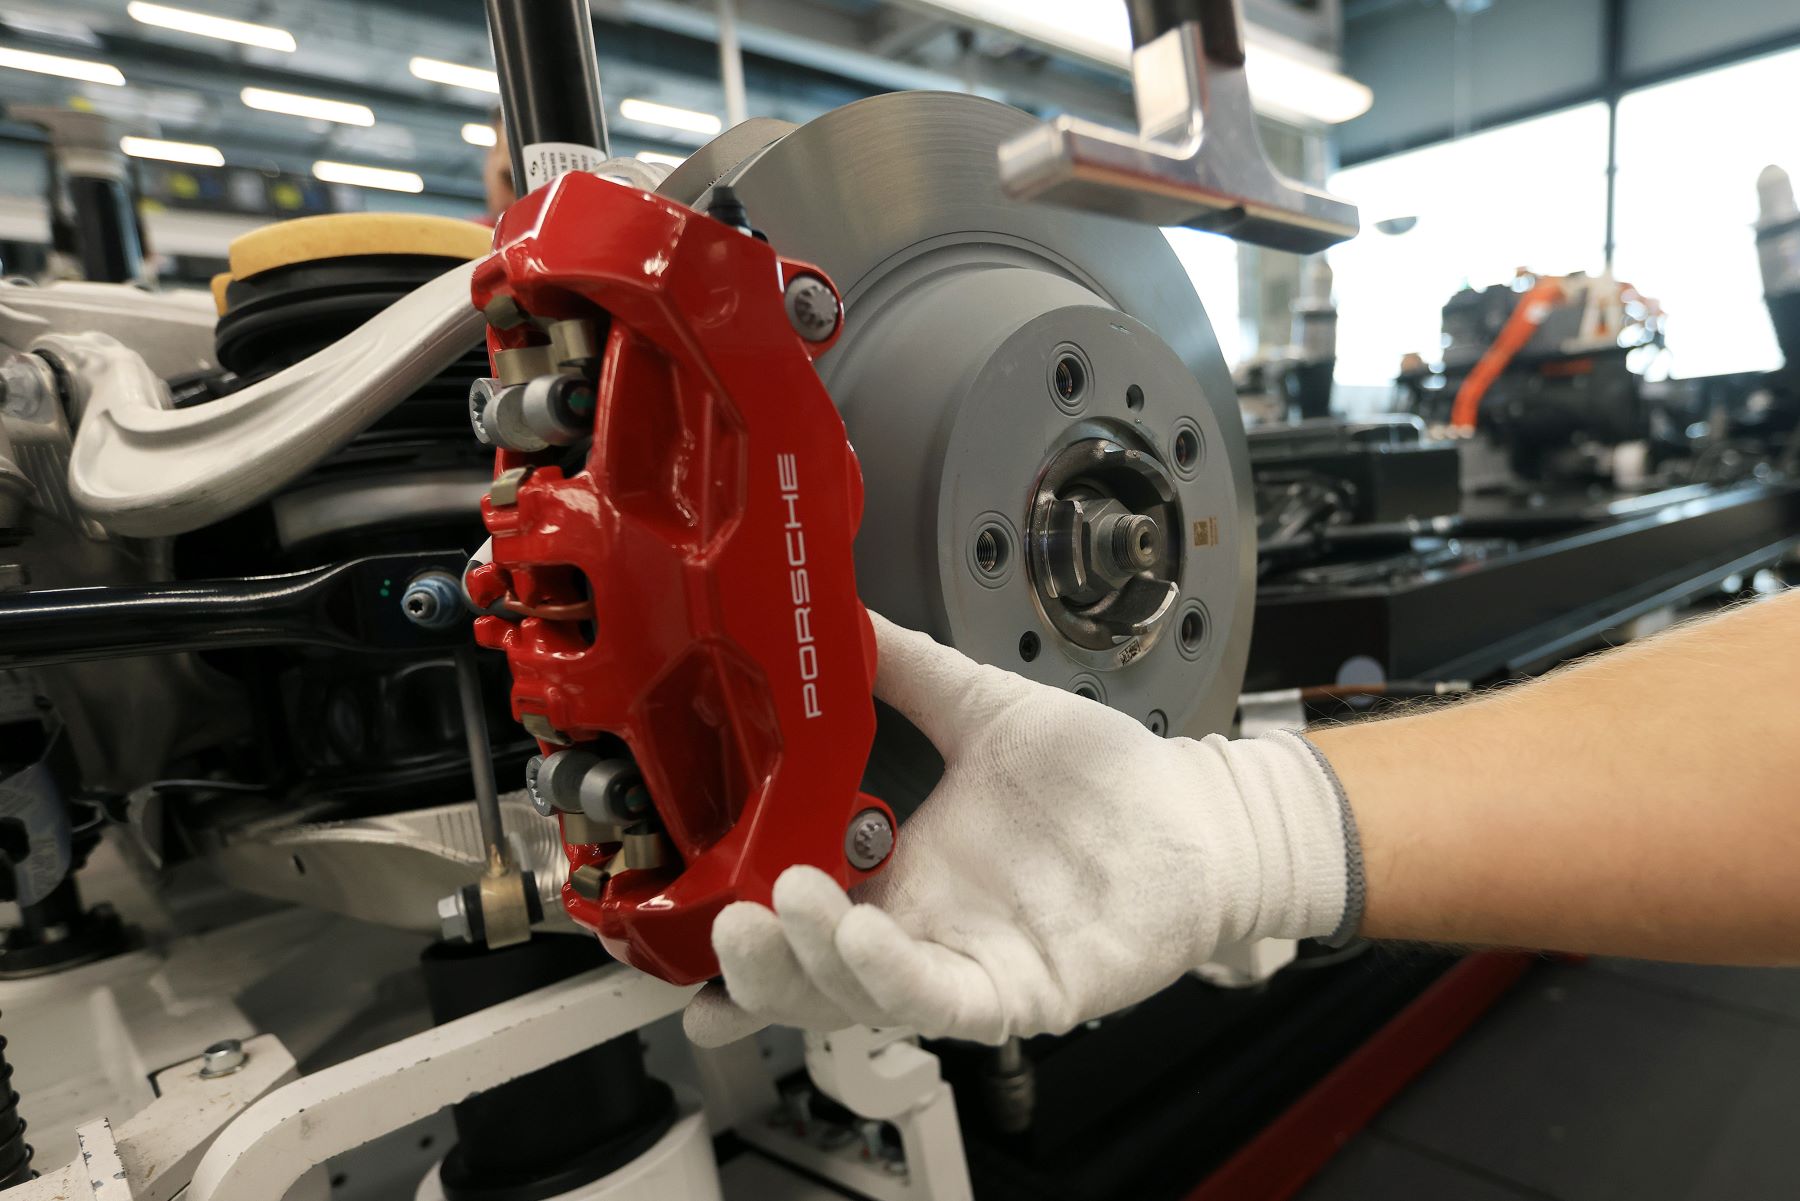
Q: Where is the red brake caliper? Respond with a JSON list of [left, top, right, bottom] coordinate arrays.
[[465, 171, 893, 985]]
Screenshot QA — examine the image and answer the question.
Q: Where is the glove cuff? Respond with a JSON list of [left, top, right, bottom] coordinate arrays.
[[1297, 733, 1365, 947], [1203, 730, 1363, 947]]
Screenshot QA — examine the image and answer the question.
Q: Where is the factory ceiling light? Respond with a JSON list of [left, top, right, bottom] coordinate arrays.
[[461, 122, 498, 147], [410, 56, 499, 94], [126, 2, 296, 53], [0, 45, 123, 85], [119, 135, 224, 166], [1243, 42, 1373, 125], [312, 160, 423, 193], [900, 0, 1372, 125], [241, 86, 373, 126], [618, 97, 722, 136]]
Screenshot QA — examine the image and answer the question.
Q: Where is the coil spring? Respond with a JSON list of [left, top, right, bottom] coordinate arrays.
[[0, 1027, 33, 1186]]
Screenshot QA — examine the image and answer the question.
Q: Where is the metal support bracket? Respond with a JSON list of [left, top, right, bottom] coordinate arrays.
[[738, 1027, 974, 1201], [2, 1035, 301, 1201], [184, 965, 692, 1201], [997, 13, 1358, 253]]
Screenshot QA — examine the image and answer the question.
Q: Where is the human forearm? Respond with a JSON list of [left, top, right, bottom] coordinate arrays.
[[1311, 589, 1800, 962]]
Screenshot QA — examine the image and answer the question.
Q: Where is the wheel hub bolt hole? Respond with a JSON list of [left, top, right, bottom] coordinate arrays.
[[1054, 354, 1086, 403], [1174, 428, 1200, 470], [974, 525, 1010, 577]]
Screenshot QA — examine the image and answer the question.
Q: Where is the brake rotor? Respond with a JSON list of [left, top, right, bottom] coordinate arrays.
[[660, 92, 1253, 771]]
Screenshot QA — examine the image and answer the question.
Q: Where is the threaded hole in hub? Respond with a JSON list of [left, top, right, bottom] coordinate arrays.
[[974, 525, 1009, 577], [1018, 631, 1040, 662], [1126, 384, 1145, 411], [1073, 683, 1099, 701], [1180, 608, 1206, 652], [1053, 354, 1086, 404]]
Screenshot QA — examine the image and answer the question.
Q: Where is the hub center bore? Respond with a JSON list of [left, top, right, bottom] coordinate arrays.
[[1027, 431, 1184, 663]]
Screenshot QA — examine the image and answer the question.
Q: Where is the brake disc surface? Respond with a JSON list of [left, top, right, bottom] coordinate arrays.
[[661, 92, 1254, 785]]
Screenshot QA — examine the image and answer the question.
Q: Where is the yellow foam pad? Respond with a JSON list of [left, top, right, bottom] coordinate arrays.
[[225, 213, 493, 284], [210, 272, 232, 316]]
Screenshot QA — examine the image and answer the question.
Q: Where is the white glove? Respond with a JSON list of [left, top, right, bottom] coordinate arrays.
[[682, 614, 1362, 1048]]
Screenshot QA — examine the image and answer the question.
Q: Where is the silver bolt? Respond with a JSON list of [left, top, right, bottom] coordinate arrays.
[[401, 572, 465, 630], [1109, 513, 1161, 572], [524, 755, 553, 816], [199, 1038, 247, 1078], [784, 276, 839, 342], [437, 892, 472, 942], [844, 808, 894, 870]]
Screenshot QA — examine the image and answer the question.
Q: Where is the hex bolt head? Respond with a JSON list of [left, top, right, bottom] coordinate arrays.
[[400, 572, 466, 630], [199, 1038, 248, 1078], [844, 808, 895, 870], [784, 276, 839, 342], [437, 892, 472, 942]]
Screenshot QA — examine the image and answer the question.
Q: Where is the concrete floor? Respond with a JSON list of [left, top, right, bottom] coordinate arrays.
[[1297, 957, 1800, 1201]]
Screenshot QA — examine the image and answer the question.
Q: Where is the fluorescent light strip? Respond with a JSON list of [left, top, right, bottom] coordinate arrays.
[[635, 151, 685, 167], [411, 56, 499, 94], [126, 2, 294, 52], [242, 86, 373, 126], [120, 135, 223, 166], [461, 122, 497, 147], [0, 45, 123, 85], [313, 160, 423, 193], [618, 98, 721, 136], [1243, 43, 1372, 125], [900, 0, 1370, 125]]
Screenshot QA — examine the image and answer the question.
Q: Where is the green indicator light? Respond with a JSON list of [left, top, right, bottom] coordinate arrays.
[[379, 588, 390, 598]]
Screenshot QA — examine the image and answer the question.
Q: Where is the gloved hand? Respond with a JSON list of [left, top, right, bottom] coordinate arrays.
[[682, 614, 1362, 1048]]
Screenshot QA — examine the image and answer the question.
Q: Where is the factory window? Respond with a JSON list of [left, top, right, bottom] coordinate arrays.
[[1326, 104, 1611, 389], [1612, 45, 1800, 379], [1164, 228, 1243, 369]]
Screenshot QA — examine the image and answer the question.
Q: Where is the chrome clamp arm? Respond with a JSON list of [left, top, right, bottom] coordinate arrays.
[[997, 0, 1358, 253]]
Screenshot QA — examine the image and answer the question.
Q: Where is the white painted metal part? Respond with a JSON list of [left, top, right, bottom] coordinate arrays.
[[732, 1028, 974, 1201], [50, 259, 483, 537], [4, 1035, 299, 1201], [185, 964, 694, 1201]]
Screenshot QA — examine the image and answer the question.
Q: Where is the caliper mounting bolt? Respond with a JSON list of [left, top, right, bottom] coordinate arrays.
[[844, 808, 895, 870], [400, 571, 465, 630], [784, 275, 839, 343]]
